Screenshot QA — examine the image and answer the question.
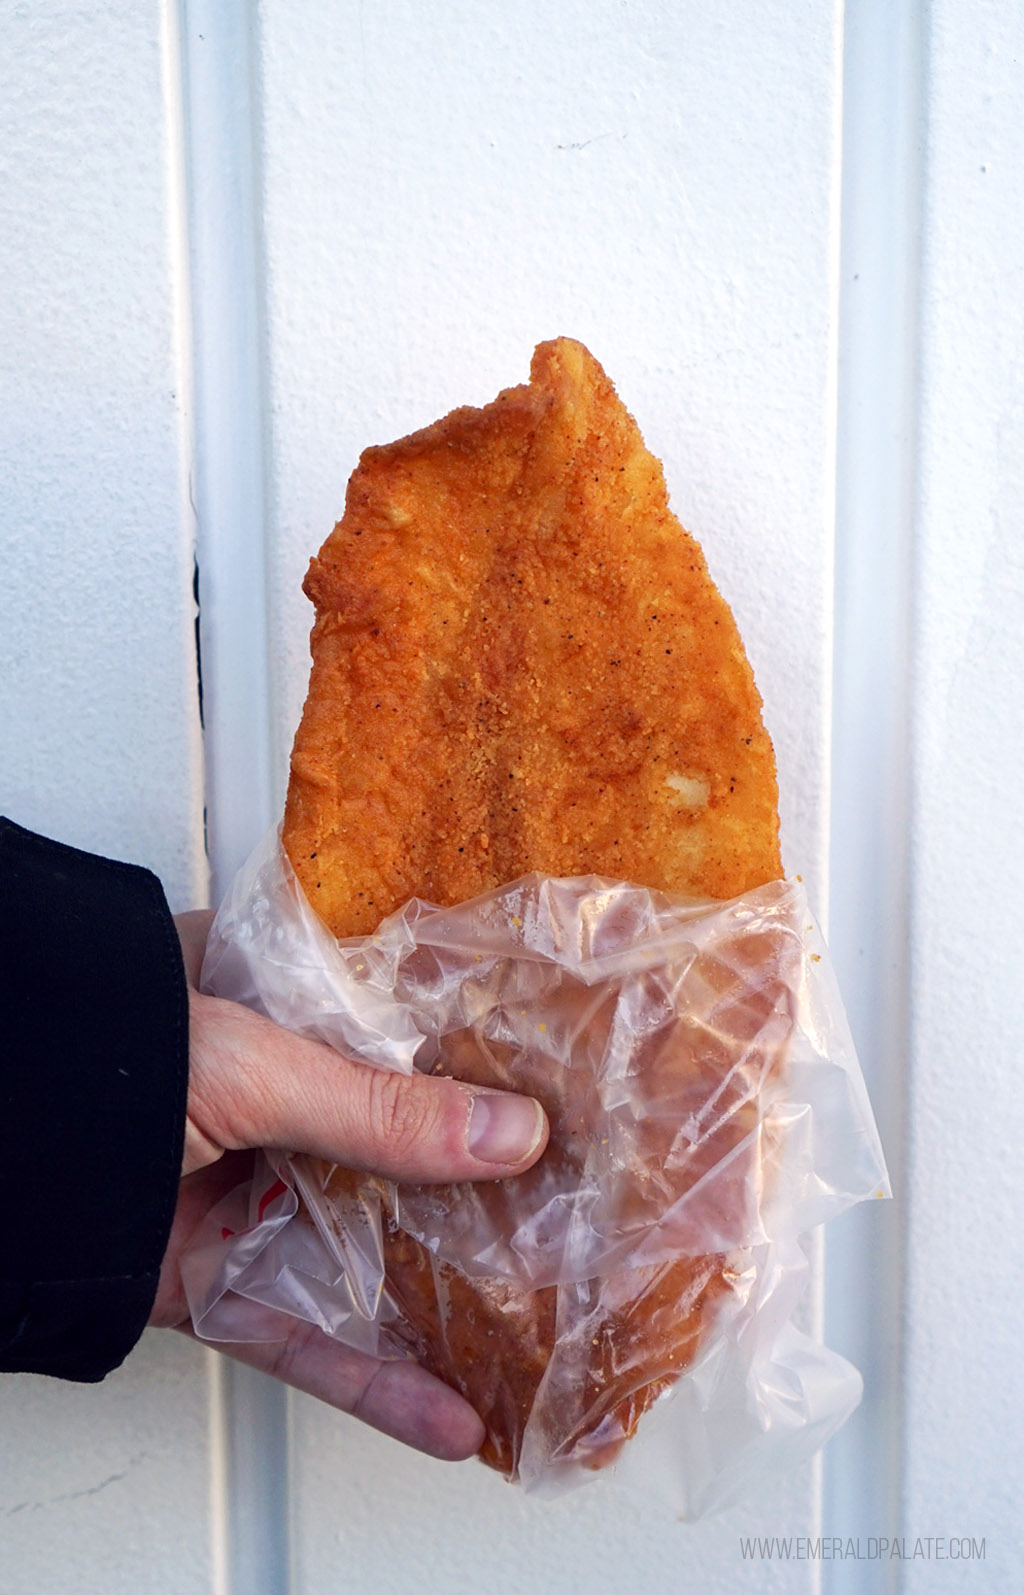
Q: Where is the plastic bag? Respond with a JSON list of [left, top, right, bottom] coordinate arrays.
[[182, 830, 889, 1517]]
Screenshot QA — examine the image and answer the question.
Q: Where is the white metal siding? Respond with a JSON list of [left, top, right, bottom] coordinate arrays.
[[0, 4, 213, 1591]]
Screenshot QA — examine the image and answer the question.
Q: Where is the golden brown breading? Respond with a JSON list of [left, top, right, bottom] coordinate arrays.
[[283, 338, 780, 934], [283, 339, 784, 1479]]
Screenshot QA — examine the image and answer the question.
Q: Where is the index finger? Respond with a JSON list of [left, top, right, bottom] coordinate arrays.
[[177, 1320, 485, 1462]]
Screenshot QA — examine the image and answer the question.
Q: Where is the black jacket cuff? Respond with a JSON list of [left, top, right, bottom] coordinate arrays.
[[0, 817, 189, 1381]]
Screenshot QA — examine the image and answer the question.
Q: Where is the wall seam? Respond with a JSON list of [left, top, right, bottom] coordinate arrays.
[[824, 0, 927, 1589], [174, 1, 289, 1590], [160, 0, 209, 909]]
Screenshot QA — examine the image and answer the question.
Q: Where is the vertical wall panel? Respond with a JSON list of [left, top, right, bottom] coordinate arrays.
[[824, 1, 923, 1587], [902, 1, 1024, 1586], [0, 0, 205, 903], [178, 5, 289, 1590], [252, 2, 844, 1589], [0, 4, 214, 1592]]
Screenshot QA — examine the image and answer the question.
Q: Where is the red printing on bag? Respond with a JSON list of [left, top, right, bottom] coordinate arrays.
[[257, 1177, 288, 1224]]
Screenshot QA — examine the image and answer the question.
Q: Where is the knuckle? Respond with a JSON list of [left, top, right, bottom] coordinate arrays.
[[365, 1068, 441, 1162]]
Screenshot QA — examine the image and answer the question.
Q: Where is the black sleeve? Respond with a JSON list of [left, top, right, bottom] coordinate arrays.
[[0, 816, 189, 1382]]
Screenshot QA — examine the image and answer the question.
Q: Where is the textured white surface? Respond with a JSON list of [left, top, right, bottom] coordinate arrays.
[[901, 1, 1024, 1586], [2, 0, 1019, 1590], [0, 0, 205, 905], [0, 5, 214, 1591], [289, 1413, 816, 1595], [0, 1335, 215, 1594]]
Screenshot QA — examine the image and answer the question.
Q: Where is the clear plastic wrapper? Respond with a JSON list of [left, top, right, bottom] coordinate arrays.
[[182, 831, 889, 1517]]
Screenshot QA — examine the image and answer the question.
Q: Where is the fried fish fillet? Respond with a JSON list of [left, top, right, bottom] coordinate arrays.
[[283, 338, 785, 1478], [284, 338, 780, 932]]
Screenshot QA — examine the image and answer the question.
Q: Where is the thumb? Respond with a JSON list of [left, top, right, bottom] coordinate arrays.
[[184, 987, 548, 1182]]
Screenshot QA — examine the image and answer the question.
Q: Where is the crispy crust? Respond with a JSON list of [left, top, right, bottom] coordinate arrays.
[[283, 338, 780, 935]]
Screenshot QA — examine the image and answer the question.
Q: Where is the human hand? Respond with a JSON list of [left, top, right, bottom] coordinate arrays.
[[152, 910, 549, 1461]]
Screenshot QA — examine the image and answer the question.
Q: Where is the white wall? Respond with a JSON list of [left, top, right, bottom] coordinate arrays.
[[902, 1, 1024, 1583], [0, 7, 214, 1591], [0, 1, 1019, 1590]]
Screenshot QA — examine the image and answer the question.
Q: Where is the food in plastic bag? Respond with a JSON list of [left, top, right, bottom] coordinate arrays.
[[331, 881, 801, 1481], [184, 835, 890, 1513]]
